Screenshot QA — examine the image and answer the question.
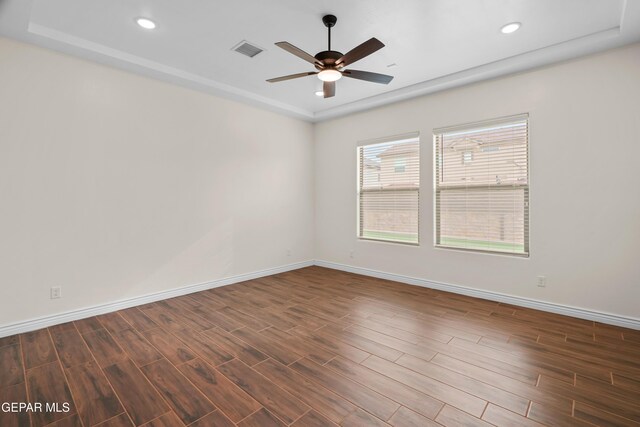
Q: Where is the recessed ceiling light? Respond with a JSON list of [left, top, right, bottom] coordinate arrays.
[[317, 69, 342, 82], [501, 22, 521, 34], [315, 91, 324, 97], [136, 18, 156, 30]]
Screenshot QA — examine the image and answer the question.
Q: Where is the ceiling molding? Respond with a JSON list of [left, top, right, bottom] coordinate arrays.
[[27, 23, 315, 121], [312, 26, 622, 122], [25, 23, 631, 124]]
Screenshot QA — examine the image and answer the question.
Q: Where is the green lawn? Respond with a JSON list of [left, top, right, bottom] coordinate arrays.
[[361, 231, 525, 254], [362, 230, 418, 244], [440, 236, 525, 254]]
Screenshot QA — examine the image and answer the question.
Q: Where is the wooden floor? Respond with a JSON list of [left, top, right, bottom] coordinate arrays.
[[1, 267, 639, 427]]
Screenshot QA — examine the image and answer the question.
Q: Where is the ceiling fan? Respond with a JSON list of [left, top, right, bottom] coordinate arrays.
[[267, 14, 393, 98]]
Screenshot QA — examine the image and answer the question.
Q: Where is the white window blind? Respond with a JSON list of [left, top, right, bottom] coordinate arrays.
[[357, 134, 420, 245], [434, 115, 529, 255]]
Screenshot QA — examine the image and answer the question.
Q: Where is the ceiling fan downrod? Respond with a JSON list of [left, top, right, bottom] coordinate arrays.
[[322, 14, 337, 51]]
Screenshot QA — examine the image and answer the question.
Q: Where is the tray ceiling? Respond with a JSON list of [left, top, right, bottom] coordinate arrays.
[[1, 0, 638, 121]]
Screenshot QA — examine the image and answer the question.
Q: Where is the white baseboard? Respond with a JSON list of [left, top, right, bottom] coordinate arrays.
[[3, 258, 638, 337], [0, 260, 314, 338], [315, 260, 640, 330]]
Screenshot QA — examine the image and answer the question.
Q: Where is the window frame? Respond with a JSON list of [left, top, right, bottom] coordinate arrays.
[[356, 132, 421, 246], [433, 114, 530, 257]]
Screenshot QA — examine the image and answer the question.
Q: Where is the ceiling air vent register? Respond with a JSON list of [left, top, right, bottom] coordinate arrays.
[[232, 40, 264, 58]]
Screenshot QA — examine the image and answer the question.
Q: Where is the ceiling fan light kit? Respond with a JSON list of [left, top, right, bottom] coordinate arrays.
[[318, 69, 342, 82], [267, 14, 393, 98]]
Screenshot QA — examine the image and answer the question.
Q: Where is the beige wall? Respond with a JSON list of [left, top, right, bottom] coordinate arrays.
[[315, 43, 640, 319], [1, 35, 639, 327], [0, 37, 315, 326]]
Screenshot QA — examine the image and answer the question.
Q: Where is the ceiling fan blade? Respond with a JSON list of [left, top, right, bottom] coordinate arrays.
[[267, 72, 318, 83], [342, 69, 394, 84], [335, 38, 385, 67], [275, 42, 323, 66], [323, 81, 336, 98]]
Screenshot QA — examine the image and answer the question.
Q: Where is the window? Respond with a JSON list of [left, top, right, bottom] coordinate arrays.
[[434, 115, 529, 255], [462, 151, 473, 164], [358, 133, 420, 244]]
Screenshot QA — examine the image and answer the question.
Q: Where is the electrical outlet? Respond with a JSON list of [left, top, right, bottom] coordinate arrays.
[[349, 250, 355, 258], [537, 276, 547, 288], [50, 286, 62, 299], [286, 249, 291, 256]]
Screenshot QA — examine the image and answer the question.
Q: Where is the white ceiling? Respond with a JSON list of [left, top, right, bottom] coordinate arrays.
[[1, 0, 639, 121]]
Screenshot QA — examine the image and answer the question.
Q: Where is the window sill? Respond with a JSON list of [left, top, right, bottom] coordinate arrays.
[[434, 244, 529, 258]]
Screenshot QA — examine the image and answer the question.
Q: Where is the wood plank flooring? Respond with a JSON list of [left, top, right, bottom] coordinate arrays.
[[1, 266, 639, 427]]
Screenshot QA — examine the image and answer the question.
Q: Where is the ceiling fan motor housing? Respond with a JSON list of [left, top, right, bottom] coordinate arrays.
[[314, 50, 343, 69]]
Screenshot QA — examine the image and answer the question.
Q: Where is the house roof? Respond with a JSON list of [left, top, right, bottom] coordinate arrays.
[[379, 143, 419, 157], [363, 158, 380, 170]]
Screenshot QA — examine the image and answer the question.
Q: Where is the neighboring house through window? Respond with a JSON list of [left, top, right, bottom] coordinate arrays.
[[434, 115, 529, 255], [394, 159, 406, 173], [357, 133, 420, 245]]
